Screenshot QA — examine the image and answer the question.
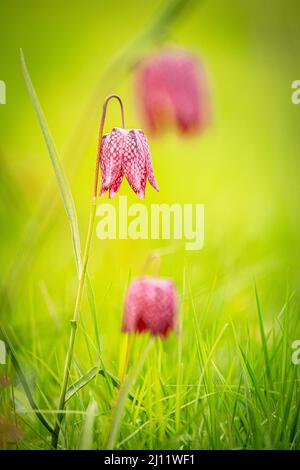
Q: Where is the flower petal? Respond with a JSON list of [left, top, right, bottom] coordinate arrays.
[[100, 128, 124, 195], [122, 130, 147, 198], [99, 134, 110, 195], [109, 173, 123, 199], [135, 47, 209, 136], [122, 277, 178, 337], [136, 130, 159, 192]]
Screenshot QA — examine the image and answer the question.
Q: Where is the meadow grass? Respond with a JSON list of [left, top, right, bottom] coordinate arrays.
[[1, 52, 299, 446], [1, 0, 300, 452], [1, 267, 299, 449]]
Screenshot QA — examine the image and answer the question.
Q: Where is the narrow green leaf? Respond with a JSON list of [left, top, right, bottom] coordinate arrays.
[[20, 49, 102, 354], [20, 49, 82, 276], [65, 367, 121, 404], [65, 366, 99, 404], [239, 346, 268, 418], [65, 366, 142, 408]]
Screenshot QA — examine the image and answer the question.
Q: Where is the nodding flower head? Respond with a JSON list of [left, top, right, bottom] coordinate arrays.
[[100, 127, 159, 199], [135, 47, 210, 136], [122, 277, 178, 338]]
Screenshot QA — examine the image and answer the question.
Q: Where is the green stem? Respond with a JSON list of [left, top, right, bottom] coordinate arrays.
[[52, 94, 125, 449], [51, 200, 96, 448]]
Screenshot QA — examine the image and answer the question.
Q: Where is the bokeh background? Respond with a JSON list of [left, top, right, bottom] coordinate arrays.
[[0, 0, 300, 450]]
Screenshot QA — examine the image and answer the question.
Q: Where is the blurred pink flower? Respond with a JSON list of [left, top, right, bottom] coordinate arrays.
[[0, 417, 22, 449], [100, 127, 159, 198], [0, 375, 11, 388], [123, 277, 178, 337], [135, 47, 210, 136]]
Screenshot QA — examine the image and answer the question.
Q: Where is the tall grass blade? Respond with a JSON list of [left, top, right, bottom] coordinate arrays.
[[239, 346, 268, 418], [65, 367, 99, 404], [290, 388, 300, 445], [20, 49, 103, 356], [65, 366, 138, 405], [79, 398, 98, 450], [20, 49, 82, 276], [86, 275, 101, 356], [254, 283, 272, 388], [278, 368, 296, 444], [0, 325, 54, 436], [106, 337, 154, 450]]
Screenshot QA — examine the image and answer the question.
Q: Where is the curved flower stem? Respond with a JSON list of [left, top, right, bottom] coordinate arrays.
[[92, 94, 125, 198], [52, 94, 125, 449], [140, 247, 176, 277], [140, 252, 161, 277]]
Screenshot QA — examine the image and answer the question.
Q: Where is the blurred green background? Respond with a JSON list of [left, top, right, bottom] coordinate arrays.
[[0, 0, 300, 450]]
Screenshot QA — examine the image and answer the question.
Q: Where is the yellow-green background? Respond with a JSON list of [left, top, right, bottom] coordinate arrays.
[[0, 0, 300, 450]]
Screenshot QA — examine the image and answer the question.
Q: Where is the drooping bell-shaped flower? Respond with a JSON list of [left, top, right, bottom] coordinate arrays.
[[122, 277, 178, 337], [135, 47, 210, 136], [100, 127, 159, 198]]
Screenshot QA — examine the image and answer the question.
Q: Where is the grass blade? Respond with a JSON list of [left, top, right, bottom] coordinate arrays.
[[0, 325, 54, 436], [238, 346, 268, 418], [65, 367, 99, 404], [254, 283, 272, 388], [79, 399, 98, 450], [20, 48, 82, 276], [86, 275, 101, 357], [278, 368, 296, 444], [106, 338, 154, 449], [20, 48, 103, 355], [65, 367, 139, 405], [290, 387, 300, 445]]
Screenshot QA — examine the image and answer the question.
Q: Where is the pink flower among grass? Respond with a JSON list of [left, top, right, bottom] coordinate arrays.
[[123, 277, 178, 337], [135, 46, 210, 136], [100, 127, 159, 198]]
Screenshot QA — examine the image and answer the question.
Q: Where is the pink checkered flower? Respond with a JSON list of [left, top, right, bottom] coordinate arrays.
[[100, 127, 159, 198], [122, 277, 178, 337], [135, 47, 210, 136]]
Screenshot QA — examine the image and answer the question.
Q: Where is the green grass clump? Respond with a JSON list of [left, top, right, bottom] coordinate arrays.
[[1, 0, 300, 451]]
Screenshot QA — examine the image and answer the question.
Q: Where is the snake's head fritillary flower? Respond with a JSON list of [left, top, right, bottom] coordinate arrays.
[[100, 127, 159, 199], [135, 47, 210, 136], [122, 277, 178, 338]]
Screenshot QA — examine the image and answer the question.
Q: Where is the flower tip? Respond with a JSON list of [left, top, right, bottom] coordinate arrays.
[[150, 182, 159, 193], [109, 190, 117, 199], [136, 189, 145, 199]]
